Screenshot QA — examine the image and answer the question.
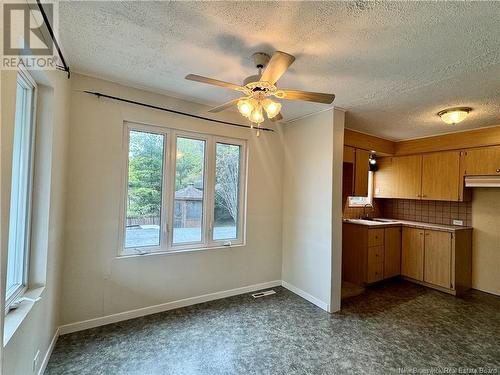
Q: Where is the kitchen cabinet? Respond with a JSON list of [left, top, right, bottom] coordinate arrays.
[[354, 149, 370, 197], [343, 146, 369, 197], [462, 146, 500, 176], [421, 151, 460, 201], [424, 230, 451, 289], [393, 155, 422, 199], [342, 225, 400, 285], [375, 151, 467, 201], [401, 227, 424, 281], [384, 227, 402, 278], [373, 157, 393, 198]]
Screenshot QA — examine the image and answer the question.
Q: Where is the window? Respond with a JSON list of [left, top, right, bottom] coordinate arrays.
[[6, 69, 36, 308], [121, 124, 246, 256], [348, 171, 374, 207]]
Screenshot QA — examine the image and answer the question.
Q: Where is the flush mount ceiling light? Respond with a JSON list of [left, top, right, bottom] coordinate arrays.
[[437, 107, 472, 125], [185, 51, 335, 128]]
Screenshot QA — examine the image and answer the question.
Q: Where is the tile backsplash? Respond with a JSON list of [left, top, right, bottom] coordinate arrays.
[[382, 199, 472, 227]]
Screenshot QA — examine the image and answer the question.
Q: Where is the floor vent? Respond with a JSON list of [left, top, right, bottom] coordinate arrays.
[[252, 290, 276, 298]]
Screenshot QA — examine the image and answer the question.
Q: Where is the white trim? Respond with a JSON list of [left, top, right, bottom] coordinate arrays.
[[281, 280, 330, 312], [38, 327, 59, 375], [58, 280, 281, 335]]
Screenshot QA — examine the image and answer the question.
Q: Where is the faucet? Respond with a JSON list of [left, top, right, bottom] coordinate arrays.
[[361, 204, 372, 220]]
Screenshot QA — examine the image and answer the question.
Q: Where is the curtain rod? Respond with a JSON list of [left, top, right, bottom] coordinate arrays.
[[81, 90, 274, 132], [36, 0, 70, 78]]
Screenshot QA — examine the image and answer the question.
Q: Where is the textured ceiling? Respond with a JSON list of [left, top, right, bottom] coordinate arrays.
[[59, 1, 500, 140]]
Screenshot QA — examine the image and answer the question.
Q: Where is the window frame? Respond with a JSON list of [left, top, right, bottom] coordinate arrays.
[[119, 122, 247, 257], [5, 67, 37, 312]]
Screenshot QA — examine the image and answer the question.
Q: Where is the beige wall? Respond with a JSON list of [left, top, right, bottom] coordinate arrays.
[[471, 189, 500, 296], [59, 73, 284, 325], [281, 109, 344, 312], [1, 70, 71, 374]]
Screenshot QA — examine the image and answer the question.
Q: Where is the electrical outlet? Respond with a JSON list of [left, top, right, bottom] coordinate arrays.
[[453, 219, 463, 226], [33, 350, 40, 373]]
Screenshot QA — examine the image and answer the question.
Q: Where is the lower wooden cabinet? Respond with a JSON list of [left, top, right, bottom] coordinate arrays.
[[401, 227, 424, 281], [343, 224, 401, 285], [343, 223, 472, 295], [401, 228, 472, 295]]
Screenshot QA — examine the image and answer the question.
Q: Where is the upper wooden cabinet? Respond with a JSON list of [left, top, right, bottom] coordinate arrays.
[[373, 157, 393, 198], [343, 146, 355, 163], [354, 149, 370, 197], [421, 151, 460, 201], [375, 151, 466, 201], [462, 146, 500, 176], [393, 155, 422, 199]]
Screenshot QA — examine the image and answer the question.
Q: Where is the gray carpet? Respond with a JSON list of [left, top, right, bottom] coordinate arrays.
[[45, 280, 500, 375]]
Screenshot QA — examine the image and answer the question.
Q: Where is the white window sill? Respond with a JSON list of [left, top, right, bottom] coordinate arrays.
[[3, 286, 45, 346], [117, 242, 245, 259]]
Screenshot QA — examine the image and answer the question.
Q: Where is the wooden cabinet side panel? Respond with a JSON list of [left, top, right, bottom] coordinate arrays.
[[453, 230, 472, 294], [342, 224, 368, 285], [421, 151, 460, 201], [354, 149, 370, 196], [384, 227, 402, 278], [344, 146, 355, 163], [401, 227, 424, 281], [424, 230, 452, 289]]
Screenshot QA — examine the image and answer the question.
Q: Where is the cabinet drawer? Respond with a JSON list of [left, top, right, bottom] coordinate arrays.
[[367, 245, 384, 264], [367, 261, 384, 283], [368, 229, 384, 247]]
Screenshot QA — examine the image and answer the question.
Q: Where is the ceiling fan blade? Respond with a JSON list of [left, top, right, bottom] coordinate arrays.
[[280, 89, 335, 104], [260, 51, 295, 84], [270, 113, 283, 122], [208, 98, 242, 113], [185, 74, 244, 91]]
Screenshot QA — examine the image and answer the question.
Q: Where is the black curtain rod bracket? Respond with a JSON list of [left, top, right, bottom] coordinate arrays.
[[81, 90, 274, 133]]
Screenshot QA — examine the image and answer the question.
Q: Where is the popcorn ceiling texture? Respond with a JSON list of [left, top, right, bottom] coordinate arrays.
[[59, 2, 500, 140], [382, 199, 472, 227]]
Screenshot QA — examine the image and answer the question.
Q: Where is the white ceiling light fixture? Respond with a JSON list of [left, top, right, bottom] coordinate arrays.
[[437, 107, 472, 125]]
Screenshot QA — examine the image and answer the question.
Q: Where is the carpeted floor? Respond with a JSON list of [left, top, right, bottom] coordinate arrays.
[[45, 279, 500, 375]]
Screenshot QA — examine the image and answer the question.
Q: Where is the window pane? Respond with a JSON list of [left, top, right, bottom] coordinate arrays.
[[173, 137, 205, 244], [125, 130, 164, 248], [6, 77, 33, 300], [214, 143, 241, 241]]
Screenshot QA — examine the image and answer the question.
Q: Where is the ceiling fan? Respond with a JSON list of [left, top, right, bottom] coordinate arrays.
[[185, 51, 335, 126]]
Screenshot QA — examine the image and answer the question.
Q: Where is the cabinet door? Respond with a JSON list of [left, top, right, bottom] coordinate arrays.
[[424, 230, 452, 289], [401, 227, 424, 281], [374, 157, 393, 198], [393, 155, 422, 199], [421, 151, 460, 201], [354, 149, 370, 196], [463, 146, 500, 176], [384, 227, 402, 278], [344, 146, 355, 163]]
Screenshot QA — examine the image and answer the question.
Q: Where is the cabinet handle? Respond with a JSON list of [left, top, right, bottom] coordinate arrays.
[[416, 194, 421, 197], [496, 168, 500, 173]]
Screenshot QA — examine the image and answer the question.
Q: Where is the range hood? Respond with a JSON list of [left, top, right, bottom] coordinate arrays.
[[465, 176, 500, 188]]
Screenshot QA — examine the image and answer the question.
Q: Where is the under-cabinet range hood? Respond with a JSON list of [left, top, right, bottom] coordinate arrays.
[[465, 176, 500, 188]]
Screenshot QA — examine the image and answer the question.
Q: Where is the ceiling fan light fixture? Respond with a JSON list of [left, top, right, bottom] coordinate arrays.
[[437, 107, 472, 125], [262, 99, 281, 119], [237, 98, 254, 118]]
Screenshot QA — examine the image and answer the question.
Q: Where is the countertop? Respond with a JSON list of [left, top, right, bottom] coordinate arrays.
[[342, 218, 472, 232]]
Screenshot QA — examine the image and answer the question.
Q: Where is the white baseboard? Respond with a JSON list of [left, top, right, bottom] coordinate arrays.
[[38, 327, 59, 375], [281, 280, 330, 312], [59, 280, 282, 335]]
